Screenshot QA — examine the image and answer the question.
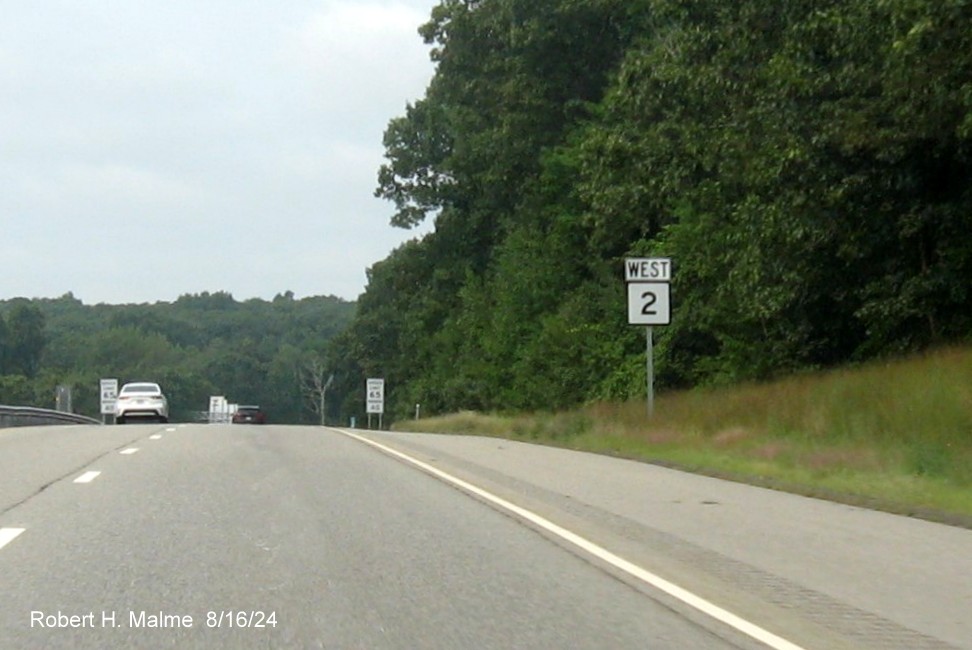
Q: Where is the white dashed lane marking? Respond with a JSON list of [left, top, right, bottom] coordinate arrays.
[[3, 433, 170, 556], [0, 528, 25, 550]]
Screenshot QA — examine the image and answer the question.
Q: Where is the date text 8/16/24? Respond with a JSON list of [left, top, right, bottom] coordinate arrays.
[[207, 611, 277, 628]]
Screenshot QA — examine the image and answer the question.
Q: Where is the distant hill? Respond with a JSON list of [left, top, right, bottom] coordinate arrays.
[[0, 291, 355, 423]]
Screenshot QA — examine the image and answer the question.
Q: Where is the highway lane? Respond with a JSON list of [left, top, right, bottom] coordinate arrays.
[[345, 429, 972, 650], [0, 423, 158, 515], [0, 424, 753, 649]]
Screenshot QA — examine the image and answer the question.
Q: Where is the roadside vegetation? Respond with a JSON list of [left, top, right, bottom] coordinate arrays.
[[329, 0, 972, 425], [0, 292, 353, 423], [396, 345, 972, 527]]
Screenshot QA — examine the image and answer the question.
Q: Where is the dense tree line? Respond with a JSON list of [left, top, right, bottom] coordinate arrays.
[[0, 292, 354, 423], [0, 300, 47, 379], [327, 0, 972, 421]]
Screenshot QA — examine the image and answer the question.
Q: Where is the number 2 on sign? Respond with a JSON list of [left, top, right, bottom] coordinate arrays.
[[627, 282, 669, 325], [640, 290, 657, 316]]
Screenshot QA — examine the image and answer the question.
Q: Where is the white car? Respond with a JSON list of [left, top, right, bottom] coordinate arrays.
[[115, 382, 169, 424]]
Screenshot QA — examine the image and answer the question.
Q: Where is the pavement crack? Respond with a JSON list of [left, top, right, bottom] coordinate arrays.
[[0, 433, 148, 518]]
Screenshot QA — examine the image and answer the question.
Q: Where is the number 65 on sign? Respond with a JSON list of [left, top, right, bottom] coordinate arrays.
[[627, 282, 671, 326]]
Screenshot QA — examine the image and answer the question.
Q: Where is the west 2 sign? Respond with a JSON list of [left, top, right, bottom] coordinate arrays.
[[624, 257, 672, 417], [625, 257, 672, 326]]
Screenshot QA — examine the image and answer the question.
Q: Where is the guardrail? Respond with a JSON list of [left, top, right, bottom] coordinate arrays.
[[0, 405, 102, 428]]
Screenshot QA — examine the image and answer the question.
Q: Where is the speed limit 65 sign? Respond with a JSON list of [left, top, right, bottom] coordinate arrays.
[[366, 378, 385, 414], [627, 282, 670, 325]]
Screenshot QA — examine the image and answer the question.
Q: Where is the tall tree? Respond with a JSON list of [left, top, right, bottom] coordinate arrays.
[[0, 313, 8, 375], [5, 301, 47, 378], [344, 0, 650, 417], [334, 0, 972, 420]]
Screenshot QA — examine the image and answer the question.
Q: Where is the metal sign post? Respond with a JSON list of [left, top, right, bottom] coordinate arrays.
[[625, 258, 672, 418], [646, 326, 654, 418]]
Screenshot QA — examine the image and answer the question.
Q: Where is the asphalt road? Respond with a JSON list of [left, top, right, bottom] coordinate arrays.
[[1, 423, 969, 649], [1, 423, 752, 650]]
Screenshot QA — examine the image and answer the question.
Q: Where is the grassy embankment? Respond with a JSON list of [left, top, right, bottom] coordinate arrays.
[[396, 346, 972, 527]]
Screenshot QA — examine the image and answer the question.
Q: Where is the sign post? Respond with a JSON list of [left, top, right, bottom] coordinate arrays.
[[100, 378, 118, 423], [624, 258, 672, 417], [366, 378, 385, 429]]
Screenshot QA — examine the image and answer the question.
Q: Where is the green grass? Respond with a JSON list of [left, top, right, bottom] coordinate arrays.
[[394, 345, 972, 527]]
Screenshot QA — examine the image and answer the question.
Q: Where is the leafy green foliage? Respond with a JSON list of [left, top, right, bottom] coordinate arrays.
[[329, 0, 972, 423], [1, 301, 47, 378]]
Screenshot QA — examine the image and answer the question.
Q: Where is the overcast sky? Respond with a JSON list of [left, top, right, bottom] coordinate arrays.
[[1, 0, 439, 305]]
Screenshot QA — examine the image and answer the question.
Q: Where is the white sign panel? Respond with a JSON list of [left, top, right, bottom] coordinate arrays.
[[627, 282, 671, 325], [209, 395, 228, 423], [100, 378, 118, 415], [624, 257, 671, 282], [366, 378, 385, 414]]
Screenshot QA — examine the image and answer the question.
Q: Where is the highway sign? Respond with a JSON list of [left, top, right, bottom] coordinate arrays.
[[624, 258, 673, 418], [209, 395, 229, 423], [624, 257, 671, 282], [366, 378, 384, 415], [99, 378, 118, 415], [627, 282, 671, 325]]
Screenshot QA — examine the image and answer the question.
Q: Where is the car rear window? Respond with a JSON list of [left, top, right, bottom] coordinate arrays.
[[121, 383, 161, 394]]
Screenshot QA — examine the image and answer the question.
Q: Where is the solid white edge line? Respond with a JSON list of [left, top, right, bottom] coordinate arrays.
[[0, 527, 25, 550], [74, 471, 101, 484], [336, 428, 808, 650], [119, 447, 139, 455]]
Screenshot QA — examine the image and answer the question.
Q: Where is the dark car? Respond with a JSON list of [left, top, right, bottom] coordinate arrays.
[[232, 405, 266, 424]]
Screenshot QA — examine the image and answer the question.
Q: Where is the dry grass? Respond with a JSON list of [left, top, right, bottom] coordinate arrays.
[[396, 345, 972, 525]]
